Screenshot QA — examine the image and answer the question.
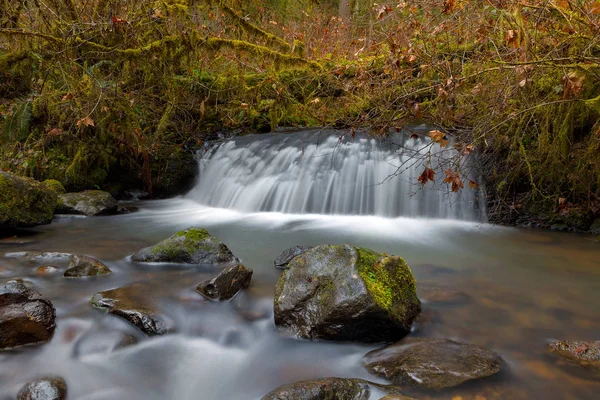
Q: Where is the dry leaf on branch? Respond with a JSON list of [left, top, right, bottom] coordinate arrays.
[[443, 169, 464, 192], [418, 168, 435, 185]]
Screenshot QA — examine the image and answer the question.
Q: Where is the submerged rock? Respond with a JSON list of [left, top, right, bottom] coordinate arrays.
[[417, 283, 470, 305], [0, 281, 56, 350], [64, 254, 111, 278], [363, 338, 502, 390], [6, 252, 71, 261], [73, 329, 138, 358], [274, 244, 420, 342], [56, 190, 118, 216], [274, 245, 312, 268], [17, 377, 67, 400], [196, 264, 253, 301], [131, 227, 239, 265], [549, 340, 600, 369], [0, 171, 58, 230], [90, 284, 174, 335], [35, 265, 60, 276]]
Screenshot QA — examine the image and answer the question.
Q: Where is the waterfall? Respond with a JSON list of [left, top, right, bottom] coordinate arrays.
[[186, 128, 486, 221]]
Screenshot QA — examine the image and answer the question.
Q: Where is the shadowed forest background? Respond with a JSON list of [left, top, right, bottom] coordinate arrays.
[[1, 0, 599, 230]]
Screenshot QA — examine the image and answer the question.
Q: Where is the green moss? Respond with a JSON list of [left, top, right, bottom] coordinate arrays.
[[356, 247, 418, 315], [42, 179, 66, 194], [152, 227, 212, 258], [0, 172, 57, 229]]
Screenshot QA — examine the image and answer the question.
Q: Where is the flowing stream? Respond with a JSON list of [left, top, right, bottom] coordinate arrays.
[[0, 130, 599, 399]]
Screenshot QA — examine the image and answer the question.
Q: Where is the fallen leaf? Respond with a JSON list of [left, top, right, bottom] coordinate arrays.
[[76, 116, 95, 128]]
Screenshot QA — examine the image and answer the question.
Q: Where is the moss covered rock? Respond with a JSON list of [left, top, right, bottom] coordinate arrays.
[[274, 244, 420, 342], [42, 179, 66, 194], [0, 171, 58, 230], [131, 227, 239, 265], [56, 190, 118, 216]]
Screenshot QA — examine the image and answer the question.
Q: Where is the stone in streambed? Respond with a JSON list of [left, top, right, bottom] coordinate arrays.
[[274, 245, 312, 268], [17, 376, 67, 400], [196, 264, 253, 301], [274, 244, 420, 342], [90, 284, 174, 335], [56, 190, 118, 216], [0, 281, 56, 350], [549, 340, 600, 369], [132, 227, 239, 265], [363, 338, 502, 390], [0, 171, 58, 230], [35, 265, 60, 276], [64, 254, 111, 277], [417, 283, 470, 305]]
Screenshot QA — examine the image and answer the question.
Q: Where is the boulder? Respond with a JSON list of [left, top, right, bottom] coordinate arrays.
[[363, 338, 502, 390], [0, 281, 56, 349], [17, 377, 67, 400], [274, 244, 420, 342], [64, 254, 111, 278], [0, 171, 58, 230], [132, 227, 239, 265], [196, 264, 253, 301], [90, 284, 174, 335], [262, 378, 413, 400], [56, 190, 118, 216], [42, 179, 66, 194], [549, 340, 600, 369], [274, 245, 312, 268]]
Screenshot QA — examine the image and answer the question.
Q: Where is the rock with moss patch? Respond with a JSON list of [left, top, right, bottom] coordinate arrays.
[[17, 376, 67, 400], [42, 179, 66, 194], [90, 284, 174, 335], [64, 254, 111, 278], [549, 340, 600, 369], [274, 245, 312, 268], [0, 171, 58, 230], [196, 264, 253, 300], [363, 338, 502, 390], [56, 190, 118, 216], [274, 244, 420, 342], [131, 227, 239, 265], [0, 281, 56, 350]]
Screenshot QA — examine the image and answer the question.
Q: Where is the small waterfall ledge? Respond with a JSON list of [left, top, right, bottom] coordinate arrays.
[[186, 128, 486, 221]]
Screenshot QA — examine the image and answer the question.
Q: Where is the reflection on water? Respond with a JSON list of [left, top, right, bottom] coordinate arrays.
[[1, 199, 599, 399]]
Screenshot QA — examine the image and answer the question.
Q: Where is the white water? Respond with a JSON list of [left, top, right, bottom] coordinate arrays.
[[186, 128, 486, 221]]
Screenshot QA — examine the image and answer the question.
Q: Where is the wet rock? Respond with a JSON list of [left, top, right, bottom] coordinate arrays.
[[274, 244, 421, 342], [0, 171, 58, 230], [0, 281, 56, 350], [117, 205, 139, 214], [417, 283, 470, 305], [261, 378, 372, 400], [64, 254, 111, 278], [274, 245, 312, 268], [56, 190, 118, 216], [90, 284, 174, 335], [363, 338, 502, 390], [196, 264, 253, 301], [132, 227, 239, 265], [17, 377, 67, 400], [549, 340, 600, 368], [6, 252, 72, 261], [35, 266, 60, 276]]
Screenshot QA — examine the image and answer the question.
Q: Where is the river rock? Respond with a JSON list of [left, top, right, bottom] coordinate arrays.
[[35, 266, 60, 276], [0, 171, 58, 230], [549, 340, 600, 368], [17, 377, 67, 400], [131, 227, 239, 265], [64, 254, 111, 277], [363, 338, 502, 390], [417, 283, 470, 305], [56, 190, 118, 216], [274, 245, 312, 268], [90, 284, 174, 335], [196, 264, 253, 300], [274, 244, 420, 342], [6, 252, 72, 261], [0, 281, 56, 349], [261, 378, 372, 400]]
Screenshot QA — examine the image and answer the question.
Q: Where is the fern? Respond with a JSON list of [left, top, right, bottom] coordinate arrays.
[[2, 101, 32, 142]]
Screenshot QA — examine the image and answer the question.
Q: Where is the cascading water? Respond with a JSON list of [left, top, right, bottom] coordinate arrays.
[[186, 128, 486, 221]]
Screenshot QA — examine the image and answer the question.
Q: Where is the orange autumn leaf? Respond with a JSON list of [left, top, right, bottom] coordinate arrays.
[[443, 0, 455, 14], [463, 144, 475, 154], [429, 130, 449, 148], [443, 169, 464, 192], [76, 116, 95, 128], [591, 1, 600, 14], [469, 180, 479, 189], [418, 168, 435, 185]]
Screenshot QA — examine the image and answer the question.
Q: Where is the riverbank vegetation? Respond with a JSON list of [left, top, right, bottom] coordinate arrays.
[[1, 0, 599, 229]]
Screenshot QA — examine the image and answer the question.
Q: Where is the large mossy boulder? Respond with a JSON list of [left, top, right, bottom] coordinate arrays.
[[0, 171, 58, 230], [17, 376, 67, 400], [274, 244, 420, 342], [363, 338, 502, 390], [56, 190, 118, 216], [132, 227, 239, 265], [90, 284, 174, 335], [0, 281, 56, 349]]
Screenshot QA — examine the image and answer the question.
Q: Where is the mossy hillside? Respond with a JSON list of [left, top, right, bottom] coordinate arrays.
[[356, 247, 420, 321], [0, 172, 58, 229]]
